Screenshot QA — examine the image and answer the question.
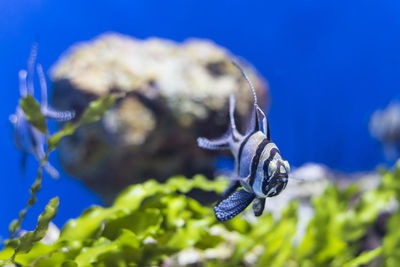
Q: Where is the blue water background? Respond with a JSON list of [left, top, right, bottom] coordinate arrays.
[[1, 0, 400, 239]]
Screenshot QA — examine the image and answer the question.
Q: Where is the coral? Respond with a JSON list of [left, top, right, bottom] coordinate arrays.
[[50, 33, 269, 203]]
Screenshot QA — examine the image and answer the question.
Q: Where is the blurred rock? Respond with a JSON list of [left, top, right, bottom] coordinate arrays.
[[370, 102, 400, 160], [50, 33, 268, 203]]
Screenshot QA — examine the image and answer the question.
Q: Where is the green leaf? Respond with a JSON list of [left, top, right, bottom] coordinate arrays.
[[344, 247, 382, 267], [6, 165, 400, 267], [79, 95, 117, 125], [48, 95, 117, 150], [47, 123, 75, 151], [20, 95, 48, 135], [13, 197, 59, 256]]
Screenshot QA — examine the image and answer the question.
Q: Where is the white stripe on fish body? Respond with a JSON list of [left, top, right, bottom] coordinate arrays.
[[237, 131, 266, 178], [253, 142, 280, 197]]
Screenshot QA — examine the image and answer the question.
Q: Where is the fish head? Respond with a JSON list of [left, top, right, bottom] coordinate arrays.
[[264, 158, 290, 197]]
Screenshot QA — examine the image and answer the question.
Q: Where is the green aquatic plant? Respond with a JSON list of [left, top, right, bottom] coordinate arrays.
[[2, 94, 116, 265], [3, 89, 400, 266], [1, 162, 400, 266]]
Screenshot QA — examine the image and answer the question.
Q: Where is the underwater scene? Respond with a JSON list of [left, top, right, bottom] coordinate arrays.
[[1, 0, 400, 266]]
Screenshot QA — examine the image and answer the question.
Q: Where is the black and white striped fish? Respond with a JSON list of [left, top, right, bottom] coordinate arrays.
[[9, 44, 75, 179], [197, 62, 290, 222]]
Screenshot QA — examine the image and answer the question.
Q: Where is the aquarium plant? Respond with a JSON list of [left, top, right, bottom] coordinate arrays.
[[1, 87, 400, 267]]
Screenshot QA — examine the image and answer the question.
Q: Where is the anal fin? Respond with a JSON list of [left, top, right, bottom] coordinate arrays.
[[222, 180, 240, 198]]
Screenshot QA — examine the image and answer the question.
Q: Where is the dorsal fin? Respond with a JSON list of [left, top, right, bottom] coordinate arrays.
[[232, 60, 258, 106], [232, 60, 261, 134], [233, 60, 271, 139], [246, 107, 260, 134]]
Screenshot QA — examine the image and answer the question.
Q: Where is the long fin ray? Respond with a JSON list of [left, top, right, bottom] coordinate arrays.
[[214, 189, 255, 221], [42, 106, 76, 121], [231, 60, 258, 105], [18, 70, 28, 97], [229, 94, 237, 132], [27, 43, 38, 95], [43, 162, 60, 179], [197, 120, 232, 150], [197, 136, 230, 150]]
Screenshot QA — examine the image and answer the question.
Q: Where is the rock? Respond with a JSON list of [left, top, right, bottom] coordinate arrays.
[[50, 33, 268, 203]]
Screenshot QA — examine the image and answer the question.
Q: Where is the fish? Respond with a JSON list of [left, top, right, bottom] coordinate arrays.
[[197, 61, 290, 221], [9, 44, 75, 179], [369, 102, 400, 161]]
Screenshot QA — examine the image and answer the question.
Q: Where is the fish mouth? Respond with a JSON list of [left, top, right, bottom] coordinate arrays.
[[271, 175, 288, 186], [265, 175, 288, 197]]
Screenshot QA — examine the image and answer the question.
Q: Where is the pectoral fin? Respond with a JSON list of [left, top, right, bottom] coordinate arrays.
[[214, 189, 255, 221], [253, 198, 266, 217]]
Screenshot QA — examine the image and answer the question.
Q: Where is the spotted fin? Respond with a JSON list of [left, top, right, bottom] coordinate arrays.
[[222, 180, 240, 198], [214, 189, 255, 221], [42, 107, 75, 121]]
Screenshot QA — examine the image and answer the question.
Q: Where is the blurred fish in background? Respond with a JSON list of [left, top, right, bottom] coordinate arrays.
[[9, 44, 75, 179], [370, 102, 400, 161]]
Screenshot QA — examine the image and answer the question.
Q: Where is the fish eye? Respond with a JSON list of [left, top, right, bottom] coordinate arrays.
[[268, 160, 277, 177], [283, 160, 290, 174]]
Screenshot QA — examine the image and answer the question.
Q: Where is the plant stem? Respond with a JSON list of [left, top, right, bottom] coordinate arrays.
[[9, 148, 50, 238]]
